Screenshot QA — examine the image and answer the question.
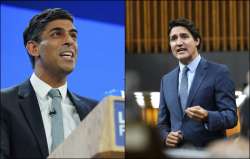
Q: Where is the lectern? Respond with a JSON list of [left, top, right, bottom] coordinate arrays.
[[48, 96, 125, 158]]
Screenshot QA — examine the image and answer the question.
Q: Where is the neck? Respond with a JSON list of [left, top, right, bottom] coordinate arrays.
[[180, 53, 199, 65], [34, 67, 67, 88]]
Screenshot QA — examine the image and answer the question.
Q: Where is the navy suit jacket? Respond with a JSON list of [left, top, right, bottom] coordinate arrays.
[[158, 58, 238, 147], [0, 80, 98, 158]]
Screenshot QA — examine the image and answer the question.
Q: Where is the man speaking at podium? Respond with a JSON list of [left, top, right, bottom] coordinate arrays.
[[158, 18, 238, 148], [1, 8, 97, 158]]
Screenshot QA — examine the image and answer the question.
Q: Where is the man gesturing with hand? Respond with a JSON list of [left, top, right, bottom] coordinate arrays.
[[158, 18, 237, 148]]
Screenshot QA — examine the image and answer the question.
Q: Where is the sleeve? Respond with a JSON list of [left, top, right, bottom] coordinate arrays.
[[205, 66, 238, 131], [0, 103, 10, 159], [157, 78, 171, 144]]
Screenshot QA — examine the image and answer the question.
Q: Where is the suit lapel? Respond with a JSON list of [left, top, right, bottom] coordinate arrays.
[[186, 58, 208, 107], [169, 67, 184, 117], [68, 91, 90, 121], [18, 80, 49, 157]]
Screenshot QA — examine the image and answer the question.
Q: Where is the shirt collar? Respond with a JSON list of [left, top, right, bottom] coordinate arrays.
[[179, 54, 201, 73], [30, 73, 67, 100]]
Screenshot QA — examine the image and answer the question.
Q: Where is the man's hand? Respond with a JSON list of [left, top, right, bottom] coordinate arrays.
[[185, 106, 208, 122], [165, 131, 183, 148]]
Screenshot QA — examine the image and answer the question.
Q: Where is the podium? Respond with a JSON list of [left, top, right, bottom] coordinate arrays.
[[48, 96, 125, 158]]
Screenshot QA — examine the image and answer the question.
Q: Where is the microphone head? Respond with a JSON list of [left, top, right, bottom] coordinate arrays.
[[49, 109, 57, 116]]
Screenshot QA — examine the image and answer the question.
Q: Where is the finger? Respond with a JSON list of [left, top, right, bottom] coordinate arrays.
[[186, 108, 206, 118], [190, 109, 207, 120], [189, 108, 204, 116], [167, 138, 178, 144], [168, 134, 179, 141], [171, 131, 180, 137], [191, 112, 204, 119], [189, 106, 201, 110], [185, 110, 194, 118], [185, 110, 203, 121], [166, 142, 177, 148]]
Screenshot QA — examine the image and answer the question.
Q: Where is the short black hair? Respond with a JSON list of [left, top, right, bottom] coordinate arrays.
[[168, 18, 201, 49], [23, 8, 73, 68]]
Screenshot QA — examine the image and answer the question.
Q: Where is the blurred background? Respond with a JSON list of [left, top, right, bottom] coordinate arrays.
[[126, 0, 249, 158], [1, 1, 125, 101]]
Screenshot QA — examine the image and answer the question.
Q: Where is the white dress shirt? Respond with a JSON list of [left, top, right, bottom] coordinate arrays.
[[30, 73, 81, 153], [178, 54, 201, 94]]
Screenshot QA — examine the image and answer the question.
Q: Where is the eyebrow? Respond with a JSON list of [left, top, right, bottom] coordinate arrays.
[[48, 27, 78, 34], [170, 32, 189, 38]]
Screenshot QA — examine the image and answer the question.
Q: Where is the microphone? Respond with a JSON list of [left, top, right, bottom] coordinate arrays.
[[49, 109, 56, 116]]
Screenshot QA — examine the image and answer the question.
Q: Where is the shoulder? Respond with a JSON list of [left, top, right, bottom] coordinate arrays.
[[1, 84, 20, 99], [70, 92, 99, 109], [205, 59, 229, 72], [1, 80, 33, 99], [162, 66, 179, 81], [1, 84, 22, 110]]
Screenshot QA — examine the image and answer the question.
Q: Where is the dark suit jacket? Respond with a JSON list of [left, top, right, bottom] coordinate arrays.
[[158, 58, 238, 147], [0, 80, 98, 159]]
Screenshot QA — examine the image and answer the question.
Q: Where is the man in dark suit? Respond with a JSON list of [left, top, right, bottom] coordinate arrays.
[[1, 8, 98, 158], [157, 18, 237, 148]]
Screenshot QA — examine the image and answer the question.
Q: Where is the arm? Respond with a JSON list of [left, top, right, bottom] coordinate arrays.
[[157, 78, 171, 143], [185, 66, 238, 131], [205, 66, 238, 131], [0, 104, 10, 159]]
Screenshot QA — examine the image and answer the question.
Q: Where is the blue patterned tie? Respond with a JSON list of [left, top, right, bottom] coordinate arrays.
[[180, 66, 189, 112], [48, 89, 64, 152]]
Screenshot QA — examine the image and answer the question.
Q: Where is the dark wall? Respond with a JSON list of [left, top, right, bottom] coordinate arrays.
[[126, 52, 249, 92]]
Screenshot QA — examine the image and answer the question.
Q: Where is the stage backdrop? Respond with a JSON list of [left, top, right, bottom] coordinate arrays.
[[1, 1, 124, 100]]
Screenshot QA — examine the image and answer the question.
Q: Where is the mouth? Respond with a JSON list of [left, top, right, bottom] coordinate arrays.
[[176, 48, 187, 54], [59, 50, 75, 61]]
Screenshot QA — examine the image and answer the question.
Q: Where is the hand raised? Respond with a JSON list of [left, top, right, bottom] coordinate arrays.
[[185, 106, 208, 122]]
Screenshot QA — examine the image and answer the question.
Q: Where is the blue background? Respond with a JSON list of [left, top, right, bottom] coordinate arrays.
[[0, 1, 124, 100]]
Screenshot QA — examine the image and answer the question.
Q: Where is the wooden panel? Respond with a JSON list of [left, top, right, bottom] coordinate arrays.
[[195, 0, 202, 50], [221, 0, 228, 51], [143, 1, 149, 53], [160, 1, 168, 52], [135, 0, 142, 53], [229, 0, 237, 50], [125, 1, 131, 53], [246, 0, 250, 50], [178, 0, 185, 17], [126, 0, 249, 54], [212, 1, 220, 50], [152, 1, 159, 53], [238, 1, 244, 51], [204, 0, 210, 52]]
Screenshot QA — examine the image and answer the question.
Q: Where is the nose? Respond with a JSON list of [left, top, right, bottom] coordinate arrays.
[[63, 33, 75, 47], [176, 38, 184, 46]]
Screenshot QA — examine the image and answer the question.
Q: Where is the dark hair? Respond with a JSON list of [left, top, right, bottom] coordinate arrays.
[[168, 18, 201, 49], [23, 8, 73, 68], [240, 97, 249, 138]]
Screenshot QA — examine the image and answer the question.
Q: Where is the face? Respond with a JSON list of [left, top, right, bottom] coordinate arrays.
[[169, 26, 200, 64], [32, 19, 78, 76]]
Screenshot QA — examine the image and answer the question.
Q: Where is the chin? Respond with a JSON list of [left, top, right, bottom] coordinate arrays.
[[177, 55, 192, 64], [60, 65, 75, 75]]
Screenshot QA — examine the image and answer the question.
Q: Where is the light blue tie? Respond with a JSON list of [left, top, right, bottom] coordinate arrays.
[[179, 66, 189, 112], [48, 89, 64, 152]]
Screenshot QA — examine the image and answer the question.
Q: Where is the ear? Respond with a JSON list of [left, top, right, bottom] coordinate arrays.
[[195, 38, 200, 47], [26, 41, 40, 57]]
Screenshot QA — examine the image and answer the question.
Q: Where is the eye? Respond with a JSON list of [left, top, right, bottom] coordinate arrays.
[[70, 32, 78, 40], [170, 35, 177, 41], [51, 31, 62, 37], [181, 34, 189, 39]]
